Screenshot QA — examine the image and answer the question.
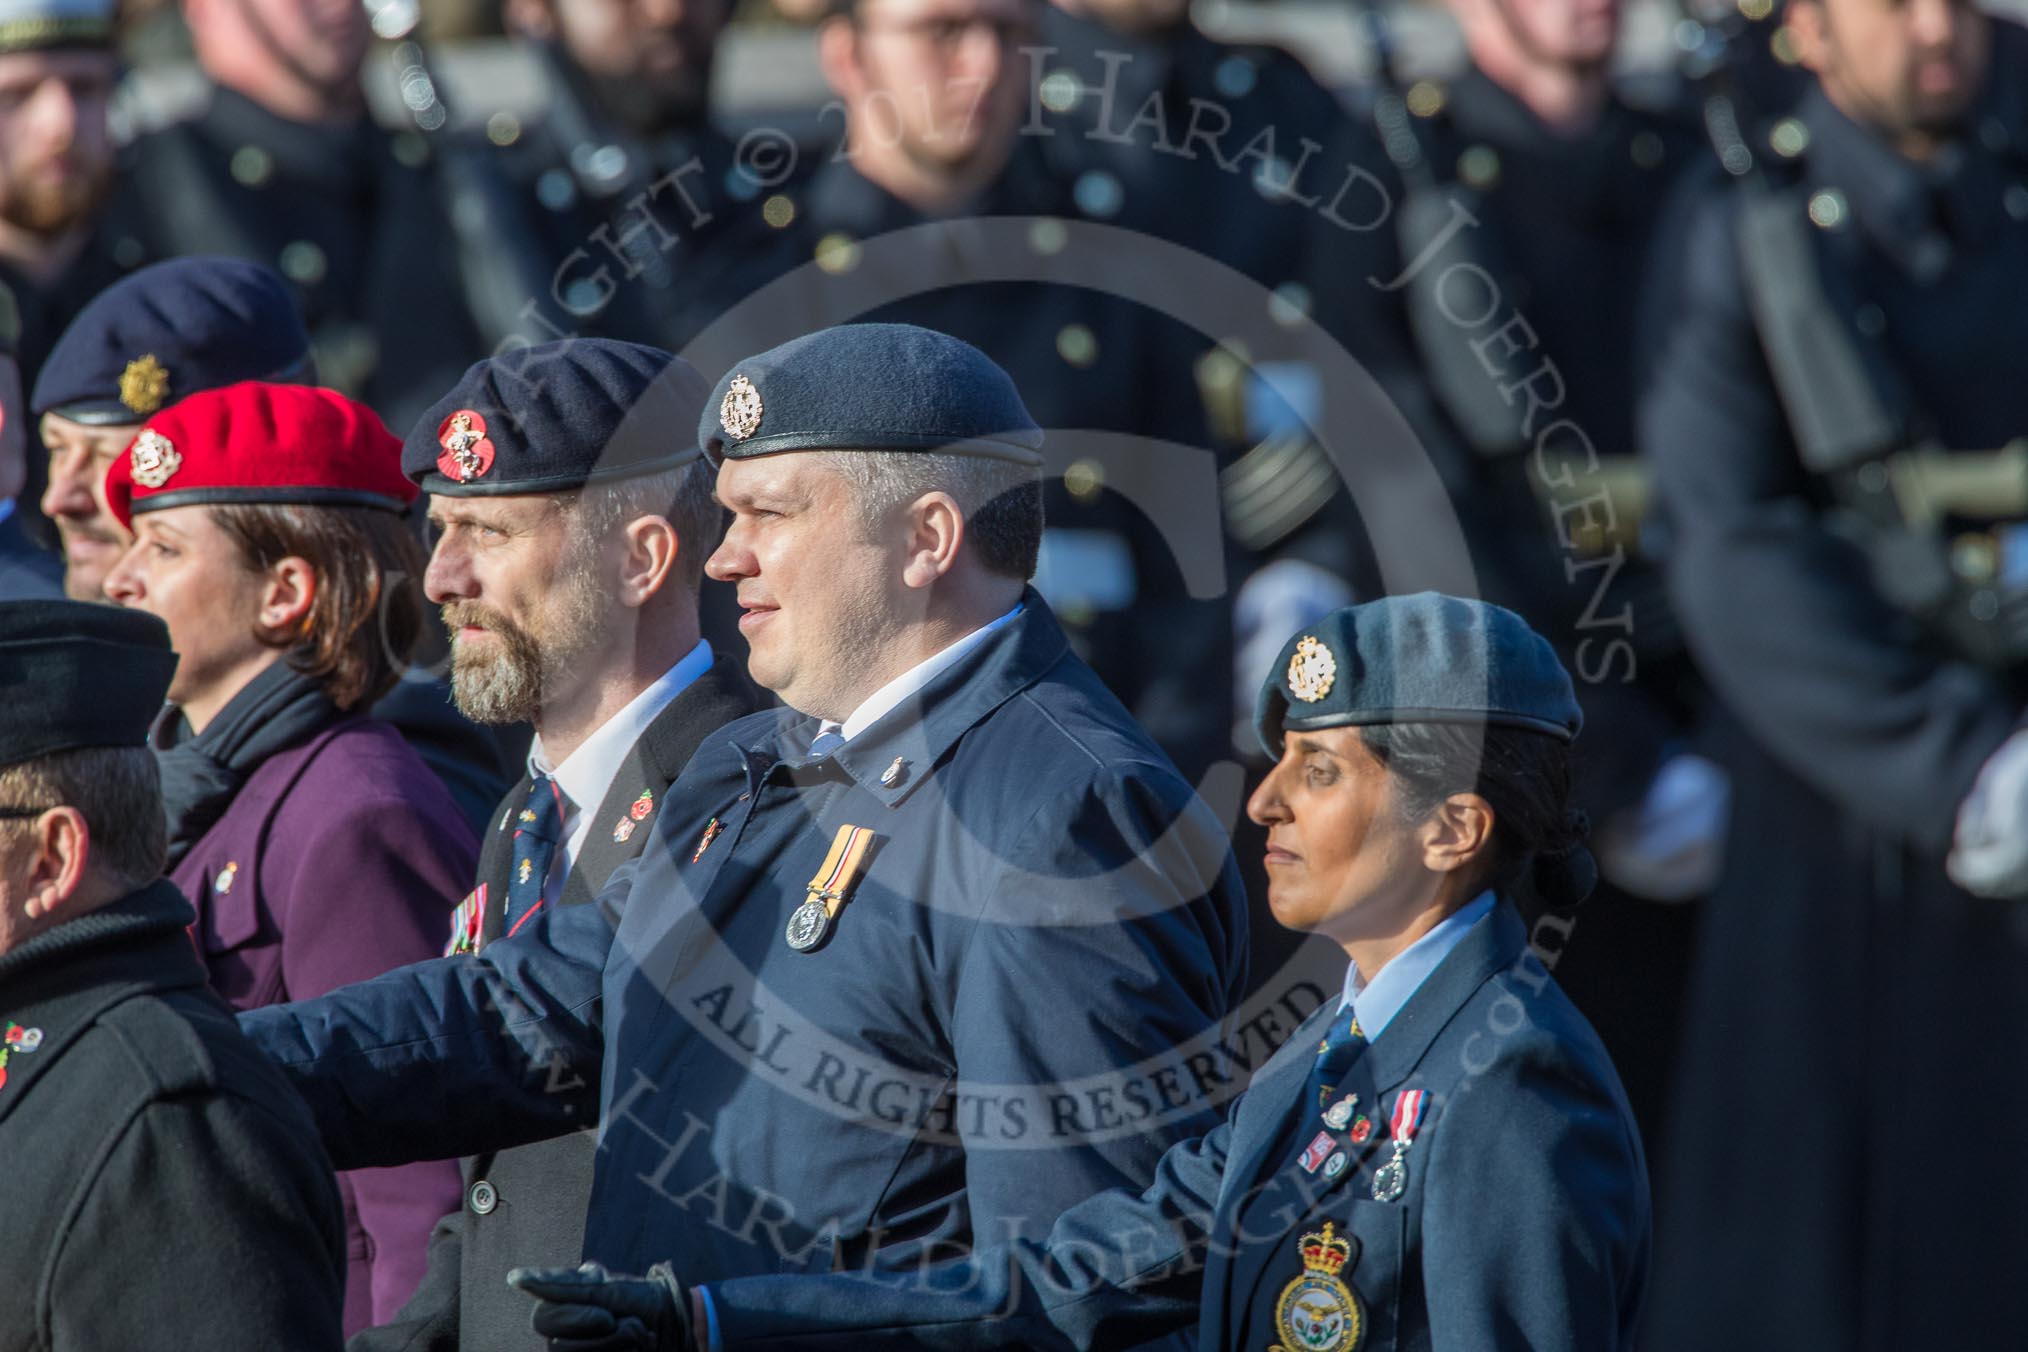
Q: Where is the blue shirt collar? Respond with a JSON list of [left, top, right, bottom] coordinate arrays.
[[1340, 891, 1496, 1040]]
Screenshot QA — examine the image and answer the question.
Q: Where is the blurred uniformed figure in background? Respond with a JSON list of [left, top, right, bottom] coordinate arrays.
[[436, 0, 785, 355], [0, 601, 346, 1352], [1023, 0, 1393, 771], [0, 0, 123, 393], [105, 0, 485, 429], [1027, 0, 1352, 294], [714, 0, 1234, 782], [1310, 0, 1726, 1143], [1638, 0, 2028, 1345]]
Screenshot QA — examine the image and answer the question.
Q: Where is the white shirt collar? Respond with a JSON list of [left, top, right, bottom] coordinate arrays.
[[528, 639, 713, 866], [823, 604, 1023, 744], [1340, 891, 1496, 1041]]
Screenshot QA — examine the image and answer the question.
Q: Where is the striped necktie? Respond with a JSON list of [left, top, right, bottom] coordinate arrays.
[[503, 774, 564, 937], [1302, 1003, 1368, 1114]]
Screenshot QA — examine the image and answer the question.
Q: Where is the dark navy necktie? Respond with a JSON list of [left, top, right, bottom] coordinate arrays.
[[503, 774, 565, 937], [1302, 1003, 1368, 1116]]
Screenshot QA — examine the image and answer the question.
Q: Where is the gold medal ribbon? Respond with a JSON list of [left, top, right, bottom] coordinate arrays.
[[805, 824, 875, 924]]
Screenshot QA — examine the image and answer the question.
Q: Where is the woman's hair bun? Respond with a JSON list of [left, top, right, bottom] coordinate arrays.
[[1530, 808, 1596, 909]]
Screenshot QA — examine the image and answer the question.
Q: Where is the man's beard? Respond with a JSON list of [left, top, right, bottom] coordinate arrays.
[[442, 569, 609, 725], [0, 161, 109, 237]]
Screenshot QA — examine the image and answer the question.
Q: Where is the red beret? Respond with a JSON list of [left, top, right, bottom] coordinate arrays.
[[104, 381, 417, 530]]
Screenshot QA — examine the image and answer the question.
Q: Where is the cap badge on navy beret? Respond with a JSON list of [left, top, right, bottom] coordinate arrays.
[[720, 374, 763, 441], [1286, 635, 1338, 703], [436, 409, 496, 483], [129, 430, 182, 490], [119, 354, 170, 416]]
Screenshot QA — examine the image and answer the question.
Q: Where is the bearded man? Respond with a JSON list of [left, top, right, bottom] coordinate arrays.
[[356, 336, 757, 1352], [0, 0, 130, 454]]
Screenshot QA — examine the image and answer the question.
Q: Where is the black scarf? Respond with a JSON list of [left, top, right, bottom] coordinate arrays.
[[155, 662, 340, 868]]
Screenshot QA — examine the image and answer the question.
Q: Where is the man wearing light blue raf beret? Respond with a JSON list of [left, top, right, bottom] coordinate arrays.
[[240, 322, 1253, 1344], [512, 594, 1651, 1352]]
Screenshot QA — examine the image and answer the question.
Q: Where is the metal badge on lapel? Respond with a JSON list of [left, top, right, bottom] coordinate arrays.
[[611, 817, 636, 844], [1298, 1130, 1335, 1175], [0, 1023, 43, 1091], [1269, 1221, 1365, 1352], [880, 756, 907, 788], [690, 817, 722, 864], [213, 861, 239, 894], [1323, 1094, 1358, 1131], [1371, 1088, 1430, 1203], [786, 823, 875, 952]]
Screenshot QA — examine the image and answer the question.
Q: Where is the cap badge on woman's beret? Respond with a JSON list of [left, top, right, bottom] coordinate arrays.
[[120, 354, 170, 416], [130, 430, 181, 489], [1287, 635, 1338, 703], [720, 373, 763, 441], [436, 409, 495, 483]]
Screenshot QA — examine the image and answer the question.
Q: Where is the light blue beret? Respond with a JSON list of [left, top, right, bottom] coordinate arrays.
[[699, 323, 1044, 467], [1254, 592, 1583, 756]]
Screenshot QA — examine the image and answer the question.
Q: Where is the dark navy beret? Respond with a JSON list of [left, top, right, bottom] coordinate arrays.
[[700, 323, 1044, 466], [32, 257, 310, 424], [0, 601, 177, 768], [405, 339, 711, 496], [1255, 593, 1583, 756]]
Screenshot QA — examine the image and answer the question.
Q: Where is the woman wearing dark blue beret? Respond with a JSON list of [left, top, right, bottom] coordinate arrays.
[[513, 592, 1651, 1352]]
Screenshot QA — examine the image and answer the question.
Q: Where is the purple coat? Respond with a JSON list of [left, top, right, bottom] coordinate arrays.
[[172, 713, 478, 1336]]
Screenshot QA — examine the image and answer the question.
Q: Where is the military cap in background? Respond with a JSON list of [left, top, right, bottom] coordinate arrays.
[[31, 257, 312, 424], [0, 0, 112, 52], [0, 600, 176, 767], [1255, 592, 1584, 756], [103, 382, 414, 528], [699, 323, 1045, 466], [403, 339, 712, 496]]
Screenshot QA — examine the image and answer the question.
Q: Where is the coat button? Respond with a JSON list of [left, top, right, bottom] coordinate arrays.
[[468, 1180, 498, 1215]]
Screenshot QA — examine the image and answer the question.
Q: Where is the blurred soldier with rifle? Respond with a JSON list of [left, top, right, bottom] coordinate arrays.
[[1321, 0, 1723, 1142], [410, 0, 788, 356], [1637, 0, 2028, 1343], [106, 0, 486, 432]]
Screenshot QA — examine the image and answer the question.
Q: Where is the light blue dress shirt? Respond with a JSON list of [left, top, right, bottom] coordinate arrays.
[[1340, 891, 1497, 1040]]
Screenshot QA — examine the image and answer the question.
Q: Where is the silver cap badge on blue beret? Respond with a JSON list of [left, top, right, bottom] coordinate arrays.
[[720, 373, 763, 441], [1286, 635, 1337, 703]]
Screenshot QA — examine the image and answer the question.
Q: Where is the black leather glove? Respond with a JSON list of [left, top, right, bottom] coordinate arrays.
[[506, 1261, 696, 1352]]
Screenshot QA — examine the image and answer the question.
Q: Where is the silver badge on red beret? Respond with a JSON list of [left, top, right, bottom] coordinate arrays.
[[129, 429, 181, 489]]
